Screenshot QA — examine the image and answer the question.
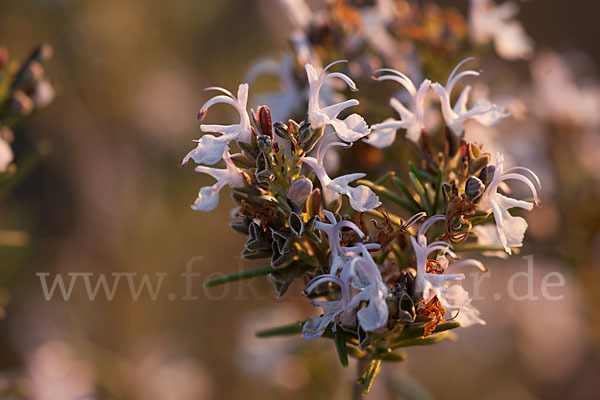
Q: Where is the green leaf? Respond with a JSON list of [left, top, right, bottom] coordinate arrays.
[[389, 321, 460, 347], [256, 321, 304, 338], [374, 171, 396, 185], [377, 351, 407, 362], [390, 331, 457, 349], [205, 265, 288, 287], [363, 210, 404, 227], [241, 248, 272, 259], [334, 330, 349, 367], [409, 171, 433, 215], [432, 167, 443, 214], [269, 261, 302, 297], [357, 358, 382, 395], [229, 220, 251, 235], [357, 179, 418, 214], [346, 346, 368, 359], [391, 176, 424, 213]]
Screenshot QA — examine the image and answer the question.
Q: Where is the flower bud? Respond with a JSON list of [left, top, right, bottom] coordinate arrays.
[[287, 119, 300, 135], [31, 43, 53, 63], [273, 121, 290, 140], [478, 165, 496, 187], [297, 121, 312, 144], [467, 143, 490, 175], [31, 80, 54, 109], [22, 61, 44, 86], [0, 126, 14, 143], [257, 135, 272, 153], [256, 105, 273, 138], [465, 176, 485, 201], [0, 46, 8, 70], [288, 177, 313, 209], [8, 91, 34, 116]]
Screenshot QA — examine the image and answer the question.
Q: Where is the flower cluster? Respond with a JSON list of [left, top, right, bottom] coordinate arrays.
[[0, 44, 55, 174], [181, 61, 379, 214], [367, 57, 507, 148], [181, 0, 542, 394]]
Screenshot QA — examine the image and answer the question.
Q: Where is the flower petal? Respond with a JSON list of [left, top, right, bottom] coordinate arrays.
[[191, 185, 220, 212], [0, 138, 13, 172], [181, 134, 232, 166], [363, 123, 398, 149], [329, 113, 370, 142], [356, 291, 388, 332]]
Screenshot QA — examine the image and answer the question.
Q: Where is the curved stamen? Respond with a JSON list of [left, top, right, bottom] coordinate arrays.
[[346, 246, 382, 288], [372, 75, 417, 96], [305, 274, 350, 306], [504, 166, 542, 188], [198, 95, 236, 120], [321, 72, 358, 92], [203, 86, 235, 98], [418, 214, 446, 238], [343, 243, 381, 253], [317, 140, 351, 165], [500, 173, 539, 202], [321, 59, 349, 75], [332, 220, 365, 254], [446, 57, 475, 87], [447, 70, 481, 95], [445, 258, 488, 273], [373, 68, 413, 81], [426, 245, 456, 259], [404, 212, 427, 230]]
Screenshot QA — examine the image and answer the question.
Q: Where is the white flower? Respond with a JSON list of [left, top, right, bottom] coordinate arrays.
[[342, 244, 390, 332], [411, 215, 487, 327], [302, 140, 380, 211], [432, 57, 508, 137], [182, 84, 252, 167], [353, 0, 400, 67], [302, 242, 390, 339], [278, 0, 311, 31], [303, 217, 387, 339], [191, 152, 244, 212], [531, 52, 600, 129], [473, 224, 509, 259], [181, 133, 237, 166], [302, 274, 353, 341], [315, 210, 380, 275], [305, 61, 370, 142], [0, 137, 13, 172], [478, 153, 541, 254], [366, 68, 431, 146], [469, 0, 533, 60], [245, 53, 304, 123]]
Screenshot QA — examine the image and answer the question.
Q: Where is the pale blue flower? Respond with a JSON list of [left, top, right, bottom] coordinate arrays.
[[191, 152, 244, 212], [182, 84, 252, 167]]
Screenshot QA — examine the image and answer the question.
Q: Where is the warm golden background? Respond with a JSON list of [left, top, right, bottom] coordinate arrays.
[[1, 0, 599, 399]]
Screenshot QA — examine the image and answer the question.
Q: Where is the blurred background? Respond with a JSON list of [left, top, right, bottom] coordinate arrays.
[[1, 0, 600, 399]]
